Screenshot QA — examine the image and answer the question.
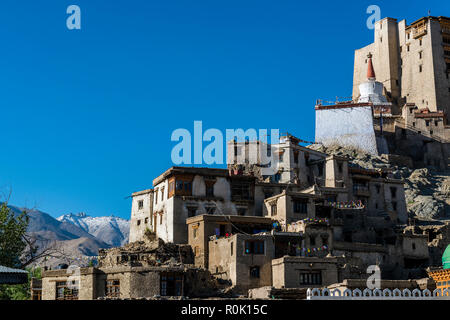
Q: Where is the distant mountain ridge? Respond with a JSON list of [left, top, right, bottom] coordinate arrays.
[[7, 205, 98, 242], [4, 204, 129, 267], [57, 212, 129, 247]]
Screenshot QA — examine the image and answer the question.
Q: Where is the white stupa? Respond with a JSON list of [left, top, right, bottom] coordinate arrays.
[[358, 53, 390, 105]]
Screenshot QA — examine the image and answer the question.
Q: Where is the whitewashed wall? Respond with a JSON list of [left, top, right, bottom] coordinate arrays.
[[315, 106, 378, 155]]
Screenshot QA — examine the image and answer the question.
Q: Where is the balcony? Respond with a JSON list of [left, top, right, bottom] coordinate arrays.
[[413, 26, 427, 39]]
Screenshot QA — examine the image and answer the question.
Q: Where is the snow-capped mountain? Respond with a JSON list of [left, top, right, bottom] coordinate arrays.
[[57, 212, 130, 247]]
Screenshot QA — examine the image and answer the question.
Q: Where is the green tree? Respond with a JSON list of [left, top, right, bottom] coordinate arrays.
[[0, 202, 30, 300], [0, 202, 29, 268]]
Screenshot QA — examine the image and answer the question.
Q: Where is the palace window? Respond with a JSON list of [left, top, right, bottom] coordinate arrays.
[[187, 207, 197, 218], [274, 173, 281, 182], [271, 204, 277, 216], [310, 235, 316, 246], [245, 240, 265, 255], [160, 273, 183, 296], [106, 280, 120, 298], [231, 183, 251, 200], [293, 199, 308, 214], [206, 185, 214, 197], [56, 281, 79, 300], [175, 180, 193, 196], [299, 271, 322, 285], [169, 181, 175, 196], [390, 187, 397, 198], [138, 200, 144, 210], [317, 163, 324, 176]]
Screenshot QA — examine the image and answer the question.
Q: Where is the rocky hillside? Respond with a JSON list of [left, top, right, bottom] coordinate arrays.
[[57, 212, 129, 246], [308, 144, 450, 221]]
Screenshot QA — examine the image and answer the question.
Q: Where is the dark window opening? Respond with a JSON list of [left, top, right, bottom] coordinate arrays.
[[138, 200, 144, 210], [299, 272, 322, 285], [317, 163, 324, 176], [160, 273, 183, 296], [187, 207, 197, 218], [390, 187, 397, 198], [293, 199, 308, 214], [271, 204, 277, 216], [266, 144, 271, 157], [344, 231, 352, 242], [250, 266, 260, 278], [206, 185, 214, 197], [245, 240, 265, 255], [219, 224, 226, 237], [232, 184, 251, 200]]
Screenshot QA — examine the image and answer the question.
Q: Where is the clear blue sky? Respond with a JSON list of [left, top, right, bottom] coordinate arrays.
[[0, 0, 448, 219]]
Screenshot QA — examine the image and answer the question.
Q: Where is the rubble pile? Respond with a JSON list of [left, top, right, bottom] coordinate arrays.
[[308, 144, 450, 221], [98, 236, 194, 268]]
